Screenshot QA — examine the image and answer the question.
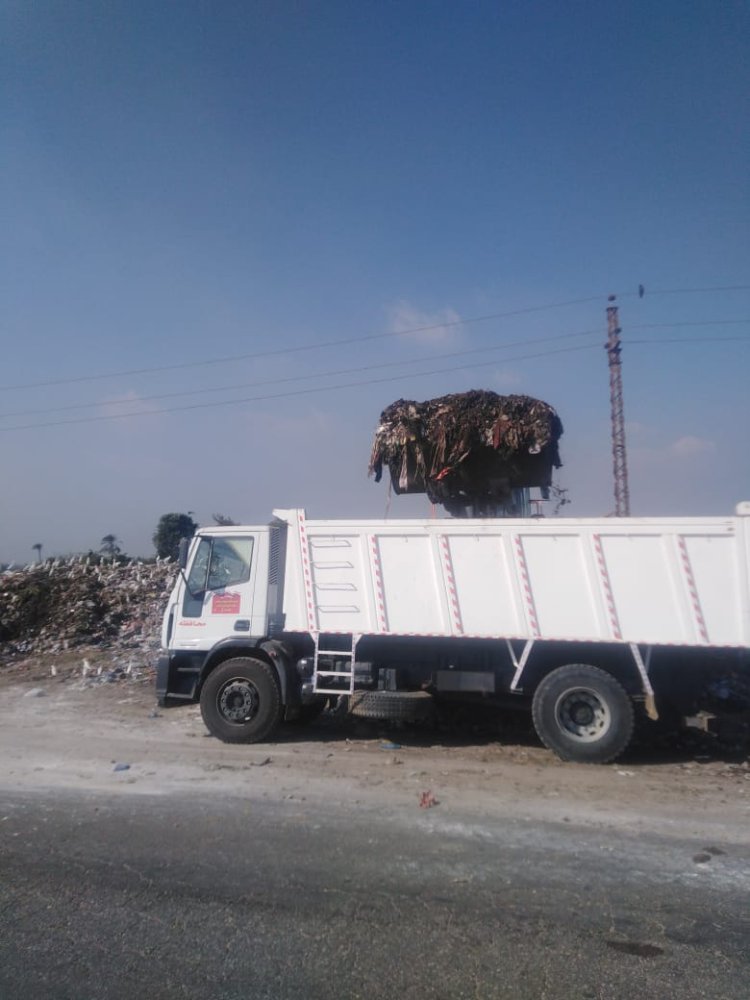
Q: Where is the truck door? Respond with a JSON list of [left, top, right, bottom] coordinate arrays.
[[171, 534, 259, 652]]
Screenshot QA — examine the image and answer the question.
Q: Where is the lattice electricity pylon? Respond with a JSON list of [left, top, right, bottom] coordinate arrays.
[[606, 296, 630, 516]]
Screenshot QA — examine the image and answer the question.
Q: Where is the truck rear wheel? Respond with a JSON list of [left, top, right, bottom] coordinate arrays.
[[532, 664, 634, 763], [200, 657, 283, 744]]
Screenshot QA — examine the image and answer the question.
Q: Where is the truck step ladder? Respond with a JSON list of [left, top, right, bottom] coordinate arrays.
[[312, 633, 358, 696]]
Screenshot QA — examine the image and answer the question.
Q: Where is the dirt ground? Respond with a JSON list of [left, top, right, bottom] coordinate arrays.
[[1, 648, 749, 846]]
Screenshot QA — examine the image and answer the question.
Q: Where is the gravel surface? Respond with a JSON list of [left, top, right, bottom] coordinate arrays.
[[1, 658, 748, 999]]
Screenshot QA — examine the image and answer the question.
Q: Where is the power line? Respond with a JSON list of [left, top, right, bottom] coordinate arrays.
[[1, 319, 746, 422], [0, 342, 603, 431], [630, 284, 750, 297], [3, 283, 747, 392], [2, 334, 748, 433], [0, 294, 605, 392], [0, 327, 604, 420], [629, 335, 750, 344], [630, 320, 749, 329]]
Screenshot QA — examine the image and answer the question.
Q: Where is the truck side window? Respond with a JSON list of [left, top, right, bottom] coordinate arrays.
[[182, 537, 254, 617], [207, 537, 254, 591]]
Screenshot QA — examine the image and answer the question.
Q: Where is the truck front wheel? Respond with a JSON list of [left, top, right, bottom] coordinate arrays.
[[200, 657, 283, 744], [531, 664, 634, 763]]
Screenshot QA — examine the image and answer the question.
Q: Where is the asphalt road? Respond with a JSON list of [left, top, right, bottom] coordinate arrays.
[[1, 786, 748, 1000]]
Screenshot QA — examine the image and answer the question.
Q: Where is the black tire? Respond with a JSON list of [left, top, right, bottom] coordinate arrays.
[[531, 664, 634, 764], [200, 657, 283, 744], [349, 690, 434, 722]]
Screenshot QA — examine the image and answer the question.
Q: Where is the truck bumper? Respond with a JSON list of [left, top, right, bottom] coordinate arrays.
[[155, 654, 171, 706]]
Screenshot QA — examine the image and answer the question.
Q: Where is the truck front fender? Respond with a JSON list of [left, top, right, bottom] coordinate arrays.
[[198, 638, 301, 706]]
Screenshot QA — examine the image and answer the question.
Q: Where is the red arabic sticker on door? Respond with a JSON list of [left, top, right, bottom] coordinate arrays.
[[211, 592, 241, 615]]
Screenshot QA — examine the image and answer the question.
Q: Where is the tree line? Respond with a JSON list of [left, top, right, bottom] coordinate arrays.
[[5, 513, 238, 570]]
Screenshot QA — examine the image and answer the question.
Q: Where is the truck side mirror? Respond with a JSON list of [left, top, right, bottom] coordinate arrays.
[[178, 537, 190, 571]]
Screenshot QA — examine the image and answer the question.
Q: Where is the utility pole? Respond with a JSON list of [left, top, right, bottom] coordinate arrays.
[[606, 295, 630, 516]]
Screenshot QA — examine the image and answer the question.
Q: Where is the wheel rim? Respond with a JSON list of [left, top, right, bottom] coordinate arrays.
[[554, 686, 611, 742], [217, 677, 259, 725]]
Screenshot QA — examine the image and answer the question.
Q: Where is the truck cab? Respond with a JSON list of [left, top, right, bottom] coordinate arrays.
[[157, 523, 295, 705]]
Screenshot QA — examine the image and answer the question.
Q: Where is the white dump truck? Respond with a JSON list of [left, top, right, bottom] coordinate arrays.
[[156, 504, 750, 762]]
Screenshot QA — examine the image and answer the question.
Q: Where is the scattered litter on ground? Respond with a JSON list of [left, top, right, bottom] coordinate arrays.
[[113, 762, 131, 772], [23, 688, 46, 698], [419, 790, 439, 809], [605, 941, 664, 958], [380, 741, 402, 750]]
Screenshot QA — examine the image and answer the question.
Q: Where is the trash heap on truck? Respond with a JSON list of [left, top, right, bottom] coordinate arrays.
[[368, 390, 563, 517]]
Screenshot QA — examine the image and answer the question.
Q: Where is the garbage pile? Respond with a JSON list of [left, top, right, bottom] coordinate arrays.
[[0, 557, 176, 660], [369, 390, 563, 515]]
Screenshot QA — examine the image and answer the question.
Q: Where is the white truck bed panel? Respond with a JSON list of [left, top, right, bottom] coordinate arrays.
[[680, 534, 744, 646], [519, 533, 601, 640], [376, 535, 445, 634], [447, 534, 522, 636], [277, 509, 749, 648]]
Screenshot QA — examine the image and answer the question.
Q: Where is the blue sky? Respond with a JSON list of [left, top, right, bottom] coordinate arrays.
[[1, 0, 748, 562]]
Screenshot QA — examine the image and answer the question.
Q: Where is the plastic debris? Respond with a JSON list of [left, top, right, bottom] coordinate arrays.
[[380, 741, 402, 750], [23, 688, 46, 698], [419, 790, 439, 809], [113, 762, 131, 772], [0, 559, 175, 665]]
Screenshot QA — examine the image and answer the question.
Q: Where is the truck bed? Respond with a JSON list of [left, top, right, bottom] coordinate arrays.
[[276, 506, 750, 648]]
